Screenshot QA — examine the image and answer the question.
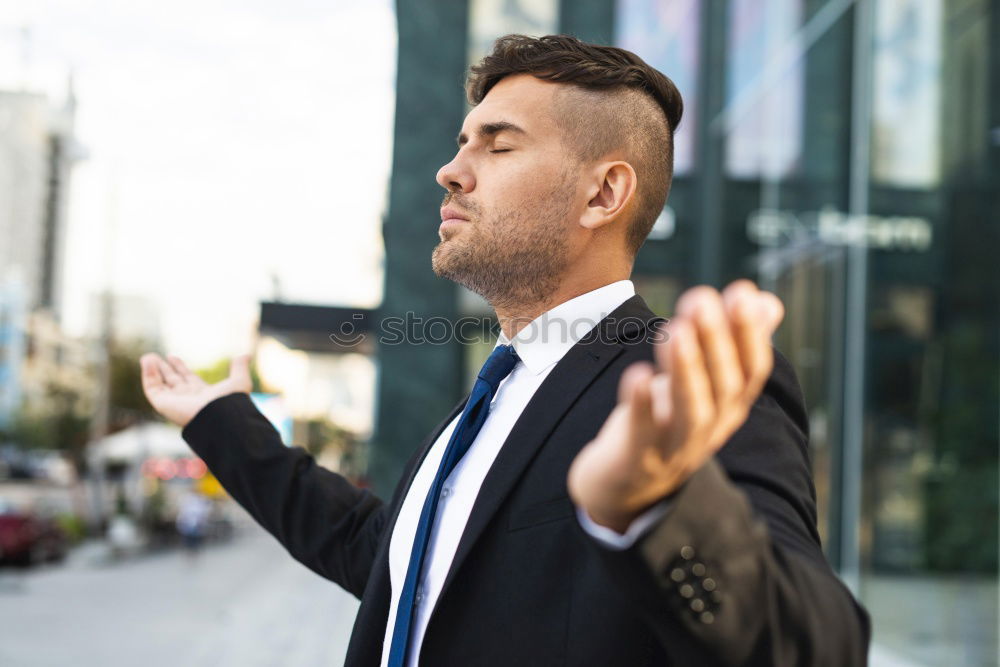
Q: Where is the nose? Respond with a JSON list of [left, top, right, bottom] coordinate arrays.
[[436, 152, 475, 194]]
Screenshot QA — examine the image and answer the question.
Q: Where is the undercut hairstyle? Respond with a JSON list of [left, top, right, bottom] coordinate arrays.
[[466, 34, 684, 256]]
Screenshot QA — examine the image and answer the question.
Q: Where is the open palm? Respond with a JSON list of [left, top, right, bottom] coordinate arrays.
[[568, 281, 784, 532], [140, 353, 252, 427]]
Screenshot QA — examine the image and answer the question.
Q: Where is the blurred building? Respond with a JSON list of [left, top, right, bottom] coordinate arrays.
[[17, 309, 95, 421], [0, 84, 84, 429], [0, 85, 80, 317], [373, 1, 998, 665], [254, 301, 377, 479]]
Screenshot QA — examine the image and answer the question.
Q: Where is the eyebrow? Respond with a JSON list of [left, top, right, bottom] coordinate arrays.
[[456, 120, 526, 147]]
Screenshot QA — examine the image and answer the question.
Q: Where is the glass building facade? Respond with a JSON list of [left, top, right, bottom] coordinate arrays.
[[374, 1, 998, 664]]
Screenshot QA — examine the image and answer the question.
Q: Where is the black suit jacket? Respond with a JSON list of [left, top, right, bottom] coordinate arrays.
[[181, 295, 870, 666]]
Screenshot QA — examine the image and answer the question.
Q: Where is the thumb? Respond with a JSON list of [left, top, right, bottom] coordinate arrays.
[[228, 354, 253, 391], [621, 362, 654, 426], [759, 292, 785, 333]]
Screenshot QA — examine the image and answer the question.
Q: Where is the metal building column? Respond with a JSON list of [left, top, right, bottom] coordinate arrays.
[[371, 0, 470, 497]]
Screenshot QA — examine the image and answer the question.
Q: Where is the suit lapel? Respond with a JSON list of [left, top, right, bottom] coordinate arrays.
[[344, 397, 467, 666], [432, 295, 659, 609]]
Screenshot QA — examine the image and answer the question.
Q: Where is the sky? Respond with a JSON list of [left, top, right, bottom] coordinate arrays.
[[1, 0, 397, 367]]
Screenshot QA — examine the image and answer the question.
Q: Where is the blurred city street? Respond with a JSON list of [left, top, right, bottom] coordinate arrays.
[[0, 514, 359, 667]]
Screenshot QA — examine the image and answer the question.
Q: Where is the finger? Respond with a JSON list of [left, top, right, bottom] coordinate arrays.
[[618, 362, 654, 424], [653, 320, 672, 375], [722, 280, 761, 382], [722, 284, 784, 340], [229, 354, 252, 388], [648, 372, 673, 429], [140, 353, 166, 393], [745, 292, 779, 395], [647, 327, 676, 432], [667, 319, 715, 443], [166, 355, 197, 383], [684, 288, 745, 412], [758, 291, 785, 334], [730, 292, 776, 404], [156, 355, 183, 388]]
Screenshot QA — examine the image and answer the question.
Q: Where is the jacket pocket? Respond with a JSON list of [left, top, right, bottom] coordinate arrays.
[[508, 496, 575, 532]]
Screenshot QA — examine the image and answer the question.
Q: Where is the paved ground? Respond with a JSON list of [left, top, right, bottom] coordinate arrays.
[[865, 573, 998, 667], [0, 515, 359, 667], [1, 497, 996, 666]]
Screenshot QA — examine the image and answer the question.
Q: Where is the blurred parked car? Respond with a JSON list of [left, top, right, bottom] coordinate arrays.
[[0, 446, 75, 483], [0, 445, 36, 480], [0, 497, 68, 566]]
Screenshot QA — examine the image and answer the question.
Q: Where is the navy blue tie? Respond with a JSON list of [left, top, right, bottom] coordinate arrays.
[[387, 344, 520, 666]]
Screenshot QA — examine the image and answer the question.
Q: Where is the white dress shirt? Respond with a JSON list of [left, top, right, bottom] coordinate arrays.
[[381, 280, 663, 667]]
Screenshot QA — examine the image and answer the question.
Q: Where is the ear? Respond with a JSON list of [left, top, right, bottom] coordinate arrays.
[[579, 161, 637, 232]]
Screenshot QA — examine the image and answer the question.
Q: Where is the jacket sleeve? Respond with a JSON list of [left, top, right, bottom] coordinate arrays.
[[582, 351, 871, 666], [181, 392, 387, 598]]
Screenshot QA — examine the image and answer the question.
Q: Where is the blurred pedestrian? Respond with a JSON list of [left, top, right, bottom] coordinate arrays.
[[175, 489, 210, 558]]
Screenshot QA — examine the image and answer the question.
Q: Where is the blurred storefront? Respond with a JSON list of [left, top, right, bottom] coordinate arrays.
[[374, 0, 998, 664], [255, 301, 377, 481]]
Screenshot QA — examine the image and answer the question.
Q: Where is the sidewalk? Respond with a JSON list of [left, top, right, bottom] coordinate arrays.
[[0, 519, 359, 666]]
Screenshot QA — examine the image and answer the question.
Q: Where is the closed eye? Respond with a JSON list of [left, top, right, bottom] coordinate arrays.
[[490, 149, 512, 154]]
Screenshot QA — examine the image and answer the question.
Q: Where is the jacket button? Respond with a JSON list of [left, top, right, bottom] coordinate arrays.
[[690, 598, 705, 613], [700, 611, 715, 624], [670, 568, 685, 583], [679, 584, 694, 599], [702, 577, 716, 592], [692, 562, 706, 577], [680, 545, 695, 560]]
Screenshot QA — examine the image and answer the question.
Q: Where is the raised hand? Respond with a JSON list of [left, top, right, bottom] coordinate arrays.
[[139, 353, 253, 427], [567, 280, 785, 533]]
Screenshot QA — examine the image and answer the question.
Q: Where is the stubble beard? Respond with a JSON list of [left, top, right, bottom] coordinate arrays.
[[432, 182, 574, 311]]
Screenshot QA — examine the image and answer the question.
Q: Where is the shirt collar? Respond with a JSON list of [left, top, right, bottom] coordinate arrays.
[[496, 280, 636, 375]]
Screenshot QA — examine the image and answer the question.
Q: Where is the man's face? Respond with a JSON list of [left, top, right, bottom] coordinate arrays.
[[432, 74, 582, 309]]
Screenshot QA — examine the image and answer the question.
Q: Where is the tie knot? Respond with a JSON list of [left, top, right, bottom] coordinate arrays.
[[477, 344, 519, 390]]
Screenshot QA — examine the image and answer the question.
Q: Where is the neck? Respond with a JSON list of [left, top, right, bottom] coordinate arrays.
[[494, 271, 629, 340]]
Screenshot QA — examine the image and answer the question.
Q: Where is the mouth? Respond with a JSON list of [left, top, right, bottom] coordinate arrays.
[[440, 206, 470, 223], [439, 206, 471, 235]]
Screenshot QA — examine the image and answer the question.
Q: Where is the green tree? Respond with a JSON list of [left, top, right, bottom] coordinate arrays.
[[110, 338, 161, 431], [195, 356, 265, 393]]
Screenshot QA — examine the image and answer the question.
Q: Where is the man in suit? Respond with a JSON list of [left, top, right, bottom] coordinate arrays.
[[141, 35, 869, 666]]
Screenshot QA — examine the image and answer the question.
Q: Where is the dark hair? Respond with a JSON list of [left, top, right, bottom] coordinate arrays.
[[466, 34, 684, 254]]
